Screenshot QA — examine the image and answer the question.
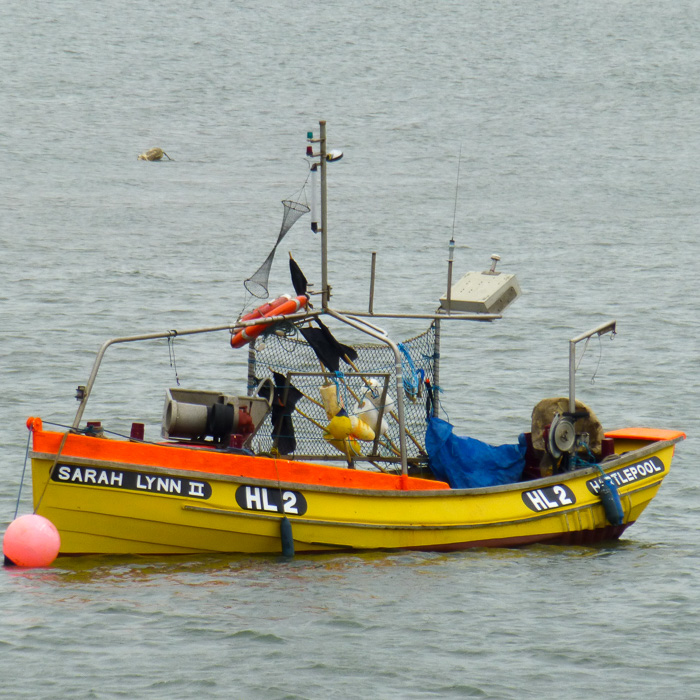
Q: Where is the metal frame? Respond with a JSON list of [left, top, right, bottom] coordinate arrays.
[[568, 320, 617, 413]]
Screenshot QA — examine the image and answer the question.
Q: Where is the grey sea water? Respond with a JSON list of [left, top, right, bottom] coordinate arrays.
[[1, 0, 699, 697]]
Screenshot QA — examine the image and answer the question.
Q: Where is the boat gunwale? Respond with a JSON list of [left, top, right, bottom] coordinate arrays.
[[29, 433, 681, 498]]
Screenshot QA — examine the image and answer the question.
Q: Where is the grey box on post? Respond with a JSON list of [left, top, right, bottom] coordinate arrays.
[[439, 270, 521, 314]]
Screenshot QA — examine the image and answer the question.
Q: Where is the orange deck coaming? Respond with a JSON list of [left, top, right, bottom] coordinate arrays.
[[604, 427, 686, 441], [32, 429, 450, 491]]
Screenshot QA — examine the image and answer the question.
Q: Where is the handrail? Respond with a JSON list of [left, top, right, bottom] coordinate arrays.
[[71, 310, 322, 430], [71, 294, 466, 474]]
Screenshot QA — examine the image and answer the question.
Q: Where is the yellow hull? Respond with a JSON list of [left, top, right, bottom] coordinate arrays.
[[29, 425, 684, 556]]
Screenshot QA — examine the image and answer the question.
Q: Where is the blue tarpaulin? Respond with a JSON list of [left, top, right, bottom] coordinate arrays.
[[425, 417, 526, 489]]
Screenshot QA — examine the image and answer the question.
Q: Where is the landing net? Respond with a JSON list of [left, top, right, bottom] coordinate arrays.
[[244, 200, 310, 298]]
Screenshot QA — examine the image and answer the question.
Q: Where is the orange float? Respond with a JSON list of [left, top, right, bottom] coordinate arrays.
[[231, 295, 308, 348], [3, 514, 61, 567]]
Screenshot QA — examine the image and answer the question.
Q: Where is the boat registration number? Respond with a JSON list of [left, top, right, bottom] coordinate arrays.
[[522, 484, 576, 512], [235, 485, 308, 516]]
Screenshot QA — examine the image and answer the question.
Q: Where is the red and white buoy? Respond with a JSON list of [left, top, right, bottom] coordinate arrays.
[[3, 514, 61, 568]]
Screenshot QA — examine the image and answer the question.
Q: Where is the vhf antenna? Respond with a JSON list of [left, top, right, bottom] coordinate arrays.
[[445, 144, 462, 312]]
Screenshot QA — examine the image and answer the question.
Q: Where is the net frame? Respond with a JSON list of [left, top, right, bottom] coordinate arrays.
[[247, 322, 438, 471]]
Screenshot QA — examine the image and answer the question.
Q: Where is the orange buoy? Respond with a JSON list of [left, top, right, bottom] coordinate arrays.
[[3, 514, 61, 567], [231, 295, 292, 347], [231, 295, 308, 348]]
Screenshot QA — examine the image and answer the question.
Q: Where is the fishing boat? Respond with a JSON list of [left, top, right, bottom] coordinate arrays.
[[23, 122, 684, 557]]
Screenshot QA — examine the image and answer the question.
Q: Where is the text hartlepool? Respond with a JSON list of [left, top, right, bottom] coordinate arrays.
[[587, 456, 664, 494]]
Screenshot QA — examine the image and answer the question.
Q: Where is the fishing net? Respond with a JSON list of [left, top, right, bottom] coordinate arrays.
[[248, 322, 438, 471], [244, 200, 310, 298]]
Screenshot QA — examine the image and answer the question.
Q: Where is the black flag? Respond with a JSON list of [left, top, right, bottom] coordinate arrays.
[[289, 254, 308, 298]]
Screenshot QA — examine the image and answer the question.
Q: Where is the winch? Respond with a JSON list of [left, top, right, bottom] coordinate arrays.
[[531, 397, 605, 475], [546, 410, 593, 469], [162, 384, 272, 448]]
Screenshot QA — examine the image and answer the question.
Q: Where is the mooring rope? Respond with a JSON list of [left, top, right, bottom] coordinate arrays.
[[33, 429, 70, 514], [13, 430, 32, 519]]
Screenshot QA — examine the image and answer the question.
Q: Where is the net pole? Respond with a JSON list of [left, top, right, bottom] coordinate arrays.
[[320, 120, 329, 309], [433, 319, 441, 417]]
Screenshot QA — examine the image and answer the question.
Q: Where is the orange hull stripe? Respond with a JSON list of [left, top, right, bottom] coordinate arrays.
[[32, 429, 449, 492]]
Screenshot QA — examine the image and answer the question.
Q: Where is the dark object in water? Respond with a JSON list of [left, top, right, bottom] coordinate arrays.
[[137, 147, 173, 161]]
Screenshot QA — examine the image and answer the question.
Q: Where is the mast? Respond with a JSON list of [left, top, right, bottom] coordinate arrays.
[[308, 120, 341, 308], [320, 120, 329, 308], [307, 124, 415, 476]]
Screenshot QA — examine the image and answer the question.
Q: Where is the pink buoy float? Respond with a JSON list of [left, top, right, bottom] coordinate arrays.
[[3, 514, 61, 567]]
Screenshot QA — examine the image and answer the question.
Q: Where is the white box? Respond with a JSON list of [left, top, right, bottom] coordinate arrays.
[[439, 270, 521, 314]]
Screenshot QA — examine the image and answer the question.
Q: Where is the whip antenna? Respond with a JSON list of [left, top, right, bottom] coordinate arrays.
[[451, 143, 462, 242], [445, 145, 462, 312]]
